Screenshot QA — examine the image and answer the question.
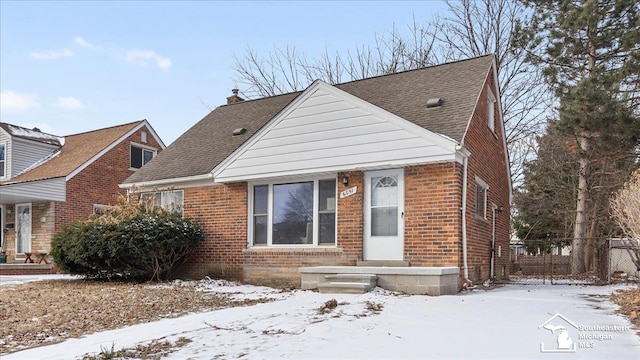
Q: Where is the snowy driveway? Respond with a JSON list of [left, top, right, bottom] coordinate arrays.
[[4, 280, 640, 359]]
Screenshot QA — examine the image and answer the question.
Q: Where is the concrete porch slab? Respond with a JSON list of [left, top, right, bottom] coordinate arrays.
[[299, 266, 460, 296]]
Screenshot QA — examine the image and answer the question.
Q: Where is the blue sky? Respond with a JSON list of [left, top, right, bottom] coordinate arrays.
[[0, 1, 447, 145]]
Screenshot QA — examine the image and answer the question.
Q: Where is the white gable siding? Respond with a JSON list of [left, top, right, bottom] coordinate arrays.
[[11, 138, 59, 177], [215, 85, 458, 182], [0, 129, 11, 180]]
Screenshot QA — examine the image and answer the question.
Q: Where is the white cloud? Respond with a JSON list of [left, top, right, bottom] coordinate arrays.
[[0, 91, 40, 112], [56, 96, 84, 110], [73, 37, 172, 71], [126, 50, 172, 71], [29, 48, 74, 60], [74, 36, 97, 50]]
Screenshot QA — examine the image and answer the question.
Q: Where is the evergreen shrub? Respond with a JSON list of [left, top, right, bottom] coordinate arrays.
[[51, 197, 203, 281]]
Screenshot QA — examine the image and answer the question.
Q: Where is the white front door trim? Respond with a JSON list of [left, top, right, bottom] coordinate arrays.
[[15, 203, 32, 254], [363, 168, 404, 261]]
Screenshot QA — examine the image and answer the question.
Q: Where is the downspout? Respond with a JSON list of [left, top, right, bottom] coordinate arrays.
[[460, 151, 471, 284], [491, 204, 497, 279]]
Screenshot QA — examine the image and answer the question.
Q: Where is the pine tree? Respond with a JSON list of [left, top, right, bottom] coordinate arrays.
[[514, 122, 579, 243], [514, 0, 640, 274]]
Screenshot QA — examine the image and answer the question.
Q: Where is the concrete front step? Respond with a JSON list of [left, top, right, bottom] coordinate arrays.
[[317, 281, 376, 294], [324, 273, 377, 286], [356, 260, 410, 267], [300, 266, 460, 295], [318, 274, 378, 294]]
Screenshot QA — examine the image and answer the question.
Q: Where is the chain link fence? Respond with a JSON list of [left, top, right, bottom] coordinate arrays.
[[508, 237, 640, 285]]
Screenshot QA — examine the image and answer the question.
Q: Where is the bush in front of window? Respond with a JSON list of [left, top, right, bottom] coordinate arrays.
[[51, 200, 203, 282]]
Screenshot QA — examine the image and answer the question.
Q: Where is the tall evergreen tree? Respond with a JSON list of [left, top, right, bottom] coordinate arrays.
[[514, 122, 579, 243], [515, 119, 637, 264], [515, 0, 640, 273]]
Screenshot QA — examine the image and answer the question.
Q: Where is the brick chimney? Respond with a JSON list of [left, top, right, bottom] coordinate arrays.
[[226, 89, 244, 105]]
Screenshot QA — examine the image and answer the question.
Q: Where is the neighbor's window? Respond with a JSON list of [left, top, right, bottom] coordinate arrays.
[[130, 143, 156, 169], [250, 179, 336, 246], [93, 204, 112, 216], [475, 177, 488, 219], [0, 144, 5, 177], [487, 89, 496, 132], [141, 190, 184, 215]]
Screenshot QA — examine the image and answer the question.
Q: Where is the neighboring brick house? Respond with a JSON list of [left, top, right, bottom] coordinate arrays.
[[122, 55, 511, 290], [0, 120, 164, 266]]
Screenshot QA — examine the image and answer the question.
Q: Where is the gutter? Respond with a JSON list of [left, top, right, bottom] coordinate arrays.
[[119, 173, 215, 191]]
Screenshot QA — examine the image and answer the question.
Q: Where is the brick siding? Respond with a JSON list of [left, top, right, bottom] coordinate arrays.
[[463, 70, 511, 281], [404, 163, 463, 268]]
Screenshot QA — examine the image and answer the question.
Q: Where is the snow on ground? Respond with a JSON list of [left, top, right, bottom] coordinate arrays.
[[2, 276, 639, 360]]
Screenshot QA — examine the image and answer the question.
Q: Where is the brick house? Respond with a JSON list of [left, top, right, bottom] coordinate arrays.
[[122, 55, 511, 293], [0, 120, 164, 270]]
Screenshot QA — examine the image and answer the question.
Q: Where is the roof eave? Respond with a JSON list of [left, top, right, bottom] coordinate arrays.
[[120, 173, 215, 192]]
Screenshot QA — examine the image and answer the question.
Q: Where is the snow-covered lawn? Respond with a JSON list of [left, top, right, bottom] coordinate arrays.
[[2, 276, 639, 359]]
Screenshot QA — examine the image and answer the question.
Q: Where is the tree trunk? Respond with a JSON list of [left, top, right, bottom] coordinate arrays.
[[572, 21, 598, 275], [572, 133, 589, 274], [585, 181, 600, 271]]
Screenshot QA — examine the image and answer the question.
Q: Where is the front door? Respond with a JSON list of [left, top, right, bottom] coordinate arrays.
[[364, 169, 404, 260], [15, 203, 32, 254]]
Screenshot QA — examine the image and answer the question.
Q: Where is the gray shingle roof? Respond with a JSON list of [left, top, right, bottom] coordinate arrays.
[[124, 55, 493, 184]]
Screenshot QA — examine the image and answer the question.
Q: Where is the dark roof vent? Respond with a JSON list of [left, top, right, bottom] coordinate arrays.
[[426, 98, 443, 108], [232, 127, 247, 136]]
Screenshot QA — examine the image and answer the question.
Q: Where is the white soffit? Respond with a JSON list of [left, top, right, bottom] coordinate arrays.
[[213, 81, 459, 183]]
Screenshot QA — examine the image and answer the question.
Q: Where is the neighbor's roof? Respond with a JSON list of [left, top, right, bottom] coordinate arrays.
[[2, 121, 143, 184], [0, 123, 63, 146], [125, 55, 494, 185]]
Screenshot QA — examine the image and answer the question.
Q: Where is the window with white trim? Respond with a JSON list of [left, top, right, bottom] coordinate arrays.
[[487, 88, 496, 132], [0, 144, 5, 178], [130, 143, 156, 169], [475, 177, 488, 219], [250, 179, 336, 246], [141, 190, 184, 215]]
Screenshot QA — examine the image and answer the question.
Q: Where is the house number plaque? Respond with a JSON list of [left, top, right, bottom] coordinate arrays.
[[340, 186, 357, 199]]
